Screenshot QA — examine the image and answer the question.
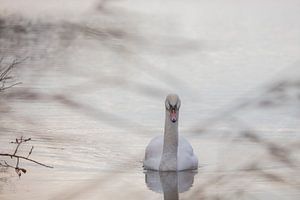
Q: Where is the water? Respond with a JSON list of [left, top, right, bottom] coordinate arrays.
[[0, 0, 300, 199]]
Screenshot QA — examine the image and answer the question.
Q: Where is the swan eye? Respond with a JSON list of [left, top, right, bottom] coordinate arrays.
[[165, 98, 180, 110], [168, 104, 178, 111]]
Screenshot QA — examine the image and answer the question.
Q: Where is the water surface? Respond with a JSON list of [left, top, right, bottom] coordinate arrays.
[[0, 0, 300, 199]]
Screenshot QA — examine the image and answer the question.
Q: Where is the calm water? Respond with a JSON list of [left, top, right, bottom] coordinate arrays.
[[0, 0, 300, 199]]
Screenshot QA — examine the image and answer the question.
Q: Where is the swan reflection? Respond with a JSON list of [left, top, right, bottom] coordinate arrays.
[[144, 170, 197, 200]]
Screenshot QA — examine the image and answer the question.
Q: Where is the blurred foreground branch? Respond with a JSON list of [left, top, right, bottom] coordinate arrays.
[[0, 57, 23, 92], [0, 136, 53, 178]]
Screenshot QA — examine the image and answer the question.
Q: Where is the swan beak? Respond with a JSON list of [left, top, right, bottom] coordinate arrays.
[[170, 109, 177, 123]]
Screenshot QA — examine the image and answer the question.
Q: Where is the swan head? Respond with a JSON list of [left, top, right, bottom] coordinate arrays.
[[165, 94, 181, 123]]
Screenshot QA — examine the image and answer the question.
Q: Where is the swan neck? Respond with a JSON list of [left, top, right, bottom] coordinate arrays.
[[159, 110, 179, 171], [164, 112, 178, 139]]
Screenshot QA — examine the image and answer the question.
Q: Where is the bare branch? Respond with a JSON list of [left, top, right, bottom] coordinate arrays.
[[0, 136, 53, 178], [0, 153, 53, 168], [0, 57, 27, 92]]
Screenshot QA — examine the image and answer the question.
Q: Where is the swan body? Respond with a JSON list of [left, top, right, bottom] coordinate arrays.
[[144, 135, 198, 171], [143, 94, 198, 171]]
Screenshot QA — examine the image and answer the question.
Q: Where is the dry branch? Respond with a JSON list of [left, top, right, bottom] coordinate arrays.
[[0, 57, 24, 92], [0, 136, 53, 178]]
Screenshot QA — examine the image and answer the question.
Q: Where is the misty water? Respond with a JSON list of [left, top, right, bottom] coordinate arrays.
[[0, 0, 300, 199]]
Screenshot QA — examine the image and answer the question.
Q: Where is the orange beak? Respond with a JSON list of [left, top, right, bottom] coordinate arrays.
[[170, 109, 177, 123]]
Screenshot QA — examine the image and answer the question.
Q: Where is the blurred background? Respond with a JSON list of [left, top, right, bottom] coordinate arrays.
[[0, 0, 299, 199]]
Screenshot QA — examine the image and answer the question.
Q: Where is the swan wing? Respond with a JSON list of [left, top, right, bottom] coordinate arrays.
[[178, 136, 198, 170], [143, 136, 163, 170]]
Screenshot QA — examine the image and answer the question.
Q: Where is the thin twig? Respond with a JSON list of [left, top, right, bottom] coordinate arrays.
[[0, 153, 53, 168], [0, 57, 27, 92], [13, 136, 23, 156], [27, 146, 34, 158]]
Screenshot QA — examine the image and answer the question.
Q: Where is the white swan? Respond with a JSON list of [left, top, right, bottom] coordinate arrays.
[[143, 94, 198, 171]]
